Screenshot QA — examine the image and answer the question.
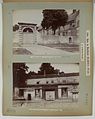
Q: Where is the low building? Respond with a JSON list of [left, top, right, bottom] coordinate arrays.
[[63, 10, 79, 44], [14, 74, 79, 101]]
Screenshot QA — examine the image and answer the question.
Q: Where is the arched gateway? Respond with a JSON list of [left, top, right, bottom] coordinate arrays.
[[18, 22, 37, 45]]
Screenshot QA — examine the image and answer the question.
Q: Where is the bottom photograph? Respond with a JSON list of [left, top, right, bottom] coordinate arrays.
[[13, 63, 79, 108]]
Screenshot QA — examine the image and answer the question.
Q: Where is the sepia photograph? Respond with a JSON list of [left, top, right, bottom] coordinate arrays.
[[3, 2, 93, 116], [13, 63, 79, 108], [13, 9, 80, 56]]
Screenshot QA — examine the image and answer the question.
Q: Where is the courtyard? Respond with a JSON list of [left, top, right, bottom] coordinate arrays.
[[13, 97, 78, 108]]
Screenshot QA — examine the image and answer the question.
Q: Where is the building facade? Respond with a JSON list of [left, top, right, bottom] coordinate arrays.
[[13, 22, 37, 46], [38, 9, 79, 44], [13, 10, 79, 46], [63, 10, 79, 44], [14, 76, 79, 102]]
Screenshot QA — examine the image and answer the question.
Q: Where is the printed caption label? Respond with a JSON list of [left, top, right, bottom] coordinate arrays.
[[86, 30, 90, 76]]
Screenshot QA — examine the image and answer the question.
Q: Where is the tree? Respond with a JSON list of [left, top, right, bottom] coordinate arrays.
[[38, 63, 59, 75], [13, 24, 19, 31], [13, 63, 29, 88], [55, 10, 68, 35], [27, 71, 37, 78], [41, 9, 68, 35], [41, 18, 52, 35]]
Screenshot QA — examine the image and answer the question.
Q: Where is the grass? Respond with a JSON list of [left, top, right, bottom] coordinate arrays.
[[13, 48, 32, 55], [40, 43, 79, 52]]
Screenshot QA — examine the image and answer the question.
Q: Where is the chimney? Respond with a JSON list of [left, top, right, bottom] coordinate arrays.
[[73, 9, 76, 13]]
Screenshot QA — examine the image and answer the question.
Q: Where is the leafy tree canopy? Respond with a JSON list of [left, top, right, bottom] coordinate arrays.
[[13, 24, 19, 31], [38, 63, 59, 75], [41, 9, 68, 34], [13, 63, 29, 88]]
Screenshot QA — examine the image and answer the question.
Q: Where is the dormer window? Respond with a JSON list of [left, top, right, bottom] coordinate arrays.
[[63, 80, 66, 83]]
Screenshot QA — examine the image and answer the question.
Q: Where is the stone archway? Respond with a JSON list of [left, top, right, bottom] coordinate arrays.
[[27, 94, 31, 100], [23, 27, 33, 33], [18, 22, 37, 45]]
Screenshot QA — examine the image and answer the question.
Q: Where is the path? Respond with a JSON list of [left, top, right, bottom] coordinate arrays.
[[22, 44, 79, 56]]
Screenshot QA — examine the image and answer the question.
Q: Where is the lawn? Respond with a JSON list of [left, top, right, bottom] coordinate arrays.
[[40, 43, 79, 52], [13, 48, 32, 55]]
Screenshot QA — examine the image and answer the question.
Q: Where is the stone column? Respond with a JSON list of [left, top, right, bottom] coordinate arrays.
[[14, 87, 19, 98], [19, 25, 23, 46], [58, 88, 61, 99], [40, 89, 42, 98], [34, 26, 37, 44]]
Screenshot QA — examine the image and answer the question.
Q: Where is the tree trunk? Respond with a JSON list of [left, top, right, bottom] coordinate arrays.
[[47, 30, 49, 35], [58, 27, 60, 35], [43, 29, 45, 33], [53, 30, 56, 35], [63, 27, 65, 36]]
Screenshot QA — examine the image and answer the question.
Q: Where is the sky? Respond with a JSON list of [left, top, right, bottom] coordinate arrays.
[[13, 9, 43, 26], [13, 9, 73, 26], [26, 63, 79, 73]]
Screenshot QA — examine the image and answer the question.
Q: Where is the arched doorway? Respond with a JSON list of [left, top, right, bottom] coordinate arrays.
[[18, 22, 37, 45], [69, 36, 73, 44], [28, 94, 31, 100], [23, 27, 33, 33], [22, 27, 36, 44]]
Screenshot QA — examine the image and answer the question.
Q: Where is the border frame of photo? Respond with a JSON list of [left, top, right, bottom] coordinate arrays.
[[2, 1, 93, 116]]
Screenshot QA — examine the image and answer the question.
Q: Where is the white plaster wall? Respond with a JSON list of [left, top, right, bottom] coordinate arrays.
[[27, 76, 79, 85], [24, 90, 35, 100], [58, 88, 61, 98], [14, 87, 19, 98], [13, 31, 19, 43], [40, 89, 42, 98], [36, 31, 43, 44], [68, 90, 72, 98], [72, 93, 78, 100], [46, 91, 55, 100], [23, 33, 35, 44]]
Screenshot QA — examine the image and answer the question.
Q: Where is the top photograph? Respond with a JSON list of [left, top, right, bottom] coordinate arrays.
[[13, 9, 80, 56]]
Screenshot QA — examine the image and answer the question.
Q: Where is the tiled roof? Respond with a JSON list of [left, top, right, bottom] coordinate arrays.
[[27, 76, 79, 86], [68, 10, 79, 22], [18, 22, 37, 26]]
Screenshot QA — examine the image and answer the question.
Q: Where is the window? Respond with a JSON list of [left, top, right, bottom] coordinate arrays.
[[37, 81, 40, 84], [70, 23, 72, 26], [19, 89, 24, 97], [72, 24, 75, 27], [61, 88, 68, 97], [35, 89, 40, 98], [73, 85, 77, 89]]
